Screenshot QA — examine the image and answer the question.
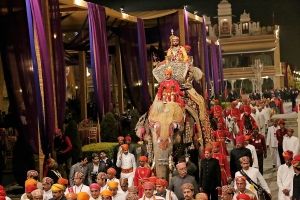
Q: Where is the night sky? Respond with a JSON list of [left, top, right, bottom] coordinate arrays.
[[92, 0, 300, 69]]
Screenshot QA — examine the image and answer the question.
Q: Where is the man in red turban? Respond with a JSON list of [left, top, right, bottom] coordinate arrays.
[[213, 123, 231, 155], [157, 67, 185, 108], [133, 156, 151, 198], [211, 141, 232, 193], [142, 182, 164, 200], [277, 150, 294, 200], [230, 136, 253, 178]]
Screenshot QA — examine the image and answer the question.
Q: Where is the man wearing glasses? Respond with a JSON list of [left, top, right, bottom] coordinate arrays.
[[168, 162, 199, 200]]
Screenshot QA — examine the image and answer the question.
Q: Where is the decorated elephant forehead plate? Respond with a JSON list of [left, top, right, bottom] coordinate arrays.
[[153, 62, 188, 84]]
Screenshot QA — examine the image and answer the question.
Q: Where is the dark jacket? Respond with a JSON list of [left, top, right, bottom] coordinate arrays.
[[86, 162, 107, 185], [230, 147, 253, 177], [199, 157, 221, 189]]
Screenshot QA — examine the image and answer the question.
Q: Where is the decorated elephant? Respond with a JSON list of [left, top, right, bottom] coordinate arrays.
[[135, 53, 214, 180]]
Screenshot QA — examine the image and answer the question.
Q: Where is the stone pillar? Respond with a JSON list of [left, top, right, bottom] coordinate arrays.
[[270, 76, 275, 89], [115, 36, 124, 115], [230, 79, 236, 89], [79, 51, 87, 120], [250, 78, 256, 93]]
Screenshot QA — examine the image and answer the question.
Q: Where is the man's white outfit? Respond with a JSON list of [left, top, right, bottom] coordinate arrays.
[[235, 167, 270, 198], [69, 184, 90, 195], [139, 196, 165, 200], [283, 135, 299, 157], [89, 196, 101, 200], [116, 152, 136, 187], [43, 189, 53, 200], [155, 189, 178, 200], [245, 144, 259, 168], [256, 110, 266, 134], [277, 163, 294, 200], [266, 125, 280, 167], [113, 191, 126, 200], [100, 183, 108, 192]]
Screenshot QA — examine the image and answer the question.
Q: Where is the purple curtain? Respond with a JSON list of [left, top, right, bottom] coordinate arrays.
[[0, 0, 39, 153], [119, 19, 150, 114], [184, 10, 190, 45], [202, 18, 210, 97], [49, 0, 66, 131], [158, 12, 179, 52], [137, 19, 151, 112], [210, 42, 220, 94], [88, 3, 111, 117], [218, 44, 225, 92], [29, 0, 56, 154], [188, 23, 202, 94]]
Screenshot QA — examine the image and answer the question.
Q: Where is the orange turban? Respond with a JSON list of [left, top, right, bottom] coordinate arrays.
[[211, 142, 219, 147], [25, 179, 37, 188], [107, 168, 117, 175], [107, 181, 118, 188], [204, 147, 212, 153], [156, 179, 168, 187], [214, 100, 219, 104], [65, 192, 77, 199], [283, 150, 293, 160], [101, 190, 113, 197], [164, 67, 173, 75], [217, 123, 222, 127], [55, 128, 61, 134], [121, 144, 129, 150], [77, 192, 90, 200], [244, 135, 251, 141], [57, 178, 68, 185], [139, 156, 148, 162]]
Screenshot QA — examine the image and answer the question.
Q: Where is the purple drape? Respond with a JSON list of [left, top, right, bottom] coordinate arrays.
[[0, 0, 39, 153], [202, 18, 210, 97], [49, 0, 66, 131], [211, 42, 220, 94], [158, 12, 179, 51], [188, 23, 202, 94], [119, 19, 150, 114], [29, 0, 56, 154], [218, 44, 225, 92], [88, 3, 111, 117], [137, 19, 151, 112], [184, 10, 190, 45]]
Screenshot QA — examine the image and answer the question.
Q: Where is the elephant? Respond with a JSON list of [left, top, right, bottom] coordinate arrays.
[[135, 62, 214, 181]]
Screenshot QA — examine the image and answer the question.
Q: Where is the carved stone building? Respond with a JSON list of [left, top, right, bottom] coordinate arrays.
[[205, 0, 283, 93]]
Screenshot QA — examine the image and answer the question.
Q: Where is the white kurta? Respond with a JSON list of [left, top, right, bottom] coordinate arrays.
[[235, 167, 270, 198], [256, 110, 266, 133], [116, 152, 136, 186], [43, 189, 53, 200], [68, 184, 90, 195], [277, 163, 295, 200], [266, 125, 280, 166], [139, 196, 165, 200], [166, 189, 178, 200], [246, 144, 259, 168], [113, 191, 127, 200], [90, 196, 101, 200], [250, 113, 259, 126], [21, 193, 29, 200], [283, 136, 300, 156]]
